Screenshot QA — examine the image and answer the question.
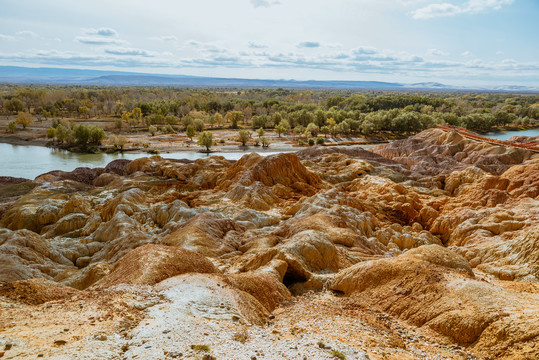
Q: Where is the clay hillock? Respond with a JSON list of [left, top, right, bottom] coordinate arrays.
[[508, 134, 539, 145], [94, 244, 217, 288], [330, 245, 539, 358], [0, 277, 80, 305], [0, 176, 29, 186], [374, 128, 538, 175], [161, 212, 245, 257], [1, 133, 538, 360], [219, 152, 322, 194], [297, 145, 413, 178], [34, 159, 131, 185]]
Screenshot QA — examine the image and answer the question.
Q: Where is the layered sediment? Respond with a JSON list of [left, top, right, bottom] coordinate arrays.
[[0, 128, 538, 359]]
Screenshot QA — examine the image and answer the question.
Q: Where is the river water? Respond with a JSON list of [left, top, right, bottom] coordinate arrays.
[[1, 128, 536, 180], [482, 128, 539, 141], [0, 143, 296, 179]]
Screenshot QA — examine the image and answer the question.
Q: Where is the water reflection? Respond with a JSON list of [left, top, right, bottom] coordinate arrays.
[[0, 142, 296, 179]]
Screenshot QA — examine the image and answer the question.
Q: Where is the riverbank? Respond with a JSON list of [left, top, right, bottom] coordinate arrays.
[[477, 124, 539, 134], [0, 120, 385, 155]]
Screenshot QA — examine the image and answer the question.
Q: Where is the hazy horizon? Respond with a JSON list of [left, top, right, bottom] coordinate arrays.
[[1, 0, 538, 87]]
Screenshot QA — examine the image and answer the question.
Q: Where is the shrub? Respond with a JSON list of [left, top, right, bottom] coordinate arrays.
[[306, 122, 319, 136], [308, 138, 315, 146], [46, 127, 56, 138], [329, 350, 346, 359], [148, 125, 157, 136], [190, 345, 210, 352], [219, 138, 225, 144], [232, 329, 249, 343], [163, 124, 175, 134], [261, 136, 270, 147], [8, 122, 16, 133], [316, 136, 325, 145], [193, 118, 205, 132], [110, 135, 128, 150]]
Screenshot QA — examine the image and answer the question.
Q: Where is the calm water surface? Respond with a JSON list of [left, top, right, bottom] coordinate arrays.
[[482, 128, 539, 141], [4, 129, 534, 180], [0, 143, 295, 179]]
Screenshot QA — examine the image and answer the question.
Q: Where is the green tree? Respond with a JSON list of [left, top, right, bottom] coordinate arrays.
[[197, 131, 213, 151], [73, 124, 90, 145], [131, 107, 143, 123], [213, 113, 224, 128], [193, 118, 205, 132], [237, 129, 250, 146], [55, 124, 71, 144], [226, 111, 243, 129], [279, 119, 290, 131], [88, 126, 106, 145], [306, 122, 319, 137], [15, 112, 33, 129], [275, 124, 286, 138], [8, 122, 16, 133], [320, 126, 329, 138], [271, 112, 283, 127], [78, 106, 89, 118], [261, 136, 270, 148], [7, 98, 23, 113], [256, 127, 265, 138], [186, 125, 196, 140], [148, 125, 157, 136]]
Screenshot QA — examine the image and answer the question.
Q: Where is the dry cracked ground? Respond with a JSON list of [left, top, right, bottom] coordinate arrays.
[[0, 128, 538, 360]]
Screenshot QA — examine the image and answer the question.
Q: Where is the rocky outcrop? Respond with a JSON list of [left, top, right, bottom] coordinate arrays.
[[374, 128, 538, 175], [1, 129, 538, 360], [330, 245, 539, 355], [94, 244, 217, 288]]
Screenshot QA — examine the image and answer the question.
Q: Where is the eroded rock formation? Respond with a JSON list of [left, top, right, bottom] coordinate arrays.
[[1, 129, 538, 359]]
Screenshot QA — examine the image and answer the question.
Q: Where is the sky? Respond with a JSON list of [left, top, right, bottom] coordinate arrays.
[[0, 0, 538, 87]]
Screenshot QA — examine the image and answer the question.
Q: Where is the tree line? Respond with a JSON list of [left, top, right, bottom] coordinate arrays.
[[1, 86, 538, 137]]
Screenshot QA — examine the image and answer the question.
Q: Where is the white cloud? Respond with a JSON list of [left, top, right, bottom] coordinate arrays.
[[160, 35, 178, 41], [461, 50, 472, 56], [104, 47, 153, 57], [250, 0, 281, 8], [16, 30, 38, 37], [0, 34, 17, 41], [0, 44, 537, 86], [412, 0, 514, 19], [83, 27, 118, 37], [297, 41, 320, 48], [427, 48, 449, 56], [76, 37, 125, 45], [248, 42, 267, 49]]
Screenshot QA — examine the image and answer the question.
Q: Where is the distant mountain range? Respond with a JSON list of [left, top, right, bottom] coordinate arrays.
[[0, 66, 537, 92]]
